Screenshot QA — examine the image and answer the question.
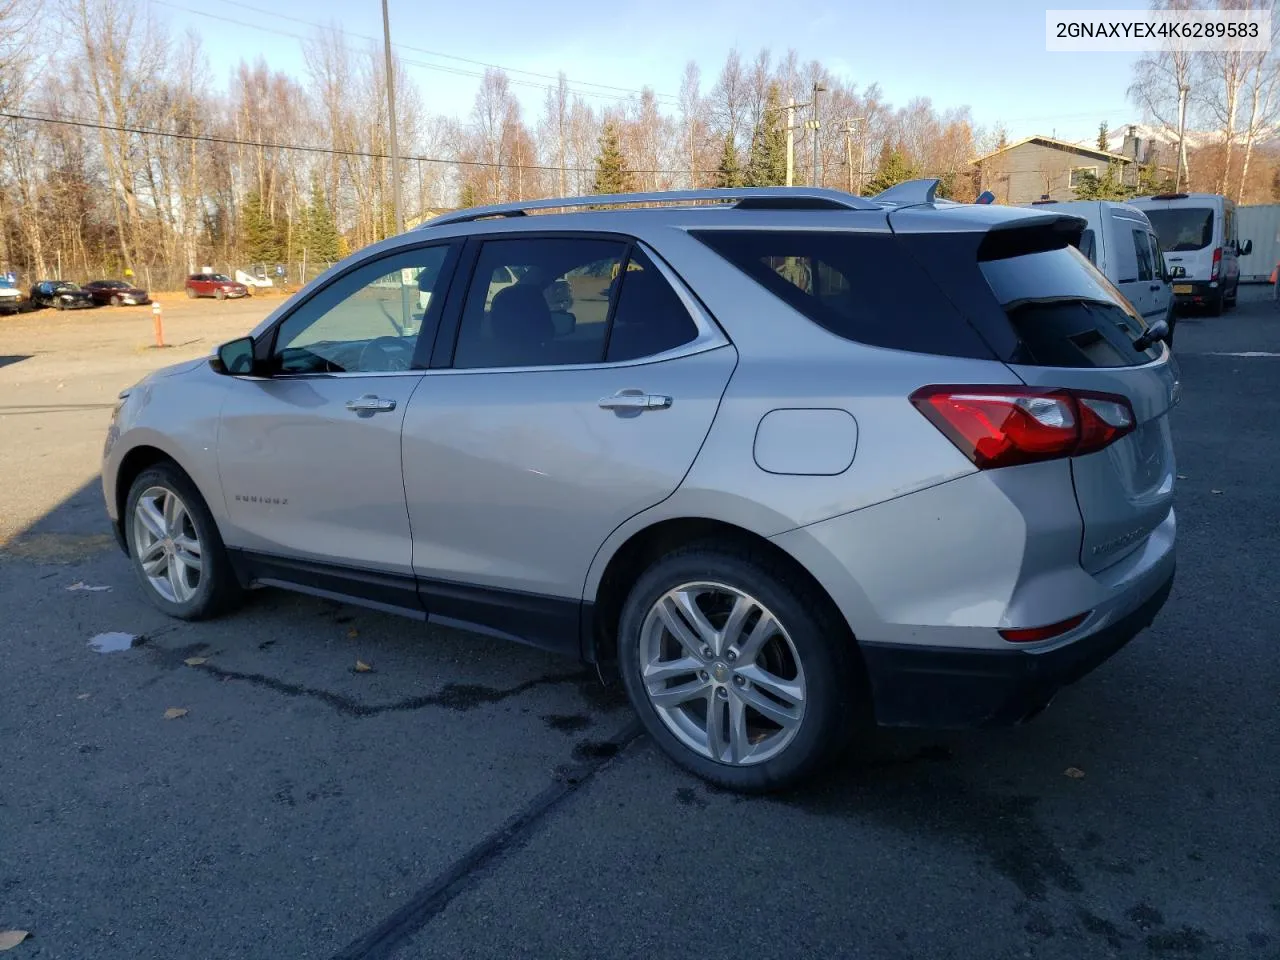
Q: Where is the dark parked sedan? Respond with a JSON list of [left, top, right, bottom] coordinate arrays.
[[83, 279, 150, 306], [29, 280, 96, 310]]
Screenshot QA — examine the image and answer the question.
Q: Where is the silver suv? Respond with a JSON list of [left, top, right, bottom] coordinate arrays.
[[103, 183, 1178, 792]]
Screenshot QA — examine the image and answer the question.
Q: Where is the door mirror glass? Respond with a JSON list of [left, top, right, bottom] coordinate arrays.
[[215, 336, 257, 375], [1240, 239, 1253, 256]]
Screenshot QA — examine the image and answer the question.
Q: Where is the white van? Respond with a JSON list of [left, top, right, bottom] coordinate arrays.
[[1026, 199, 1175, 334], [1130, 192, 1252, 315]]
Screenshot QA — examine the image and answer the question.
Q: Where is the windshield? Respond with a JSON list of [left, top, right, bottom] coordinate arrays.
[[54, 282, 81, 291], [1144, 207, 1214, 252]]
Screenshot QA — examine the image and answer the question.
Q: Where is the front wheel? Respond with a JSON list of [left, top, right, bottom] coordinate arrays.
[[214, 287, 226, 301], [125, 463, 243, 620], [185, 287, 197, 299], [617, 544, 862, 793]]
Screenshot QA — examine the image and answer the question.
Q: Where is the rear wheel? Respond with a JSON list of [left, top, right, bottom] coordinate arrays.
[[617, 544, 862, 793], [110, 294, 121, 307], [1208, 290, 1225, 316], [125, 463, 243, 620]]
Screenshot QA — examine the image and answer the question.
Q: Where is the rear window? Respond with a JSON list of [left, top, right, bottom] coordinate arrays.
[[1078, 229, 1097, 265], [1144, 207, 1214, 251], [689, 230, 995, 359], [980, 246, 1162, 367]]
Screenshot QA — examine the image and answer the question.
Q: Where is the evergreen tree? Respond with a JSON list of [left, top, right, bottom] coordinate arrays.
[[1073, 162, 1133, 201], [1097, 122, 1110, 153], [240, 190, 280, 265], [863, 142, 916, 195], [744, 84, 788, 187], [592, 122, 633, 194], [301, 181, 341, 264], [714, 133, 743, 188]]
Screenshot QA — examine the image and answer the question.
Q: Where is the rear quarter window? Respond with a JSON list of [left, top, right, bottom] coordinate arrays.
[[689, 229, 997, 359]]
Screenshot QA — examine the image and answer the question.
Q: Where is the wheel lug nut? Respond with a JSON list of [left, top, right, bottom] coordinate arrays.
[[726, 651, 737, 662], [733, 675, 746, 687], [701, 646, 713, 659], [698, 671, 709, 682], [715, 687, 729, 700]]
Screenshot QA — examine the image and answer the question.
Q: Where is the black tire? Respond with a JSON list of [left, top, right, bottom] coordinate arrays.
[[1208, 290, 1225, 316], [185, 286, 197, 299], [110, 294, 121, 307], [617, 543, 864, 793], [215, 287, 226, 301], [124, 462, 243, 620]]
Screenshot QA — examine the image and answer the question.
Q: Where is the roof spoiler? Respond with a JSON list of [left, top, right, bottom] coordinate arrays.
[[977, 214, 1088, 262]]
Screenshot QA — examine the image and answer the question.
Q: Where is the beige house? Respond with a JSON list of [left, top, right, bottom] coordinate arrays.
[[972, 136, 1139, 205]]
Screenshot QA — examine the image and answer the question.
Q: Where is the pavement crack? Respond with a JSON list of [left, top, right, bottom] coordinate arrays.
[[190, 662, 588, 717], [329, 720, 643, 960]]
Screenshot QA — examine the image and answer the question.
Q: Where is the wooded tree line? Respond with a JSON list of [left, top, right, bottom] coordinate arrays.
[[0, 0, 997, 283], [3, 0, 1280, 286], [1129, 0, 1280, 202]]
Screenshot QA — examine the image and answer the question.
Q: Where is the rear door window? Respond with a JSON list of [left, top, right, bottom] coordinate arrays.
[[1144, 207, 1214, 251], [1132, 230, 1155, 282], [690, 229, 996, 359]]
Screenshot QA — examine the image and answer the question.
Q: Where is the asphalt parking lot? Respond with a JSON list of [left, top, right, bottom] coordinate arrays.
[[1, 290, 1277, 960]]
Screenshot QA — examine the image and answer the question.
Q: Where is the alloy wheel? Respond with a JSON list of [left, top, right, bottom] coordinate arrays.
[[132, 486, 203, 604], [639, 581, 806, 766]]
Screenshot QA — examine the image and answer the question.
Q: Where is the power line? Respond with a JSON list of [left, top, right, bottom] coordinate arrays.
[[149, 0, 678, 105], [1, 110, 718, 176]]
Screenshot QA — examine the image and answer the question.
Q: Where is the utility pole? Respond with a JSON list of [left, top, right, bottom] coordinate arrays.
[[782, 98, 810, 187], [1175, 83, 1190, 191], [381, 0, 404, 236], [810, 82, 826, 187], [841, 117, 866, 194]]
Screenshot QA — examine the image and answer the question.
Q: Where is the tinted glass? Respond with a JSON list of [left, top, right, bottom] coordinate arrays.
[[453, 237, 626, 369], [1144, 207, 1213, 251], [604, 249, 699, 362], [980, 246, 1162, 367], [274, 245, 452, 374], [1132, 229, 1154, 282], [1078, 229, 1097, 264], [690, 229, 994, 358]]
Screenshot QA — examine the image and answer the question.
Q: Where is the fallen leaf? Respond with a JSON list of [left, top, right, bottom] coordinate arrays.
[[1210, 489, 1223, 495], [1064, 767, 1086, 779], [347, 628, 359, 639], [0, 930, 31, 950], [354, 660, 372, 673], [76, 693, 90, 700], [183, 656, 207, 666], [163, 707, 188, 720], [66, 581, 111, 592]]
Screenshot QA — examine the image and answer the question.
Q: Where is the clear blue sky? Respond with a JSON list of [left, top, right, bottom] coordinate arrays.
[[156, 0, 1150, 143]]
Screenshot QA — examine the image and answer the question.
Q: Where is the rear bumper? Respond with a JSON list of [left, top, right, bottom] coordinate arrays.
[[1171, 280, 1223, 303], [859, 566, 1174, 728]]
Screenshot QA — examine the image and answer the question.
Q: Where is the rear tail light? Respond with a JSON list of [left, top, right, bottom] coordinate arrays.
[[1211, 247, 1222, 280], [910, 385, 1136, 469]]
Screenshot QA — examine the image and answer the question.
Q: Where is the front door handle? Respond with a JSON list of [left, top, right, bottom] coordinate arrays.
[[1150, 284, 1163, 291], [346, 395, 397, 414], [598, 392, 672, 411]]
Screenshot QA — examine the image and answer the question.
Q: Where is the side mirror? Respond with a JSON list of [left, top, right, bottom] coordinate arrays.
[[1134, 318, 1170, 352], [1169, 265, 1187, 279], [212, 336, 258, 376], [1240, 239, 1253, 256]]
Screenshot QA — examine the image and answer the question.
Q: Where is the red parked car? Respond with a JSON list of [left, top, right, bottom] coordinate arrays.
[[83, 279, 150, 306], [184, 273, 248, 300]]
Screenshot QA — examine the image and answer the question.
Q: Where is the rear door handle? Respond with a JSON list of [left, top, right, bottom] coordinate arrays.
[[346, 395, 397, 414], [1150, 284, 1163, 291], [598, 392, 672, 411]]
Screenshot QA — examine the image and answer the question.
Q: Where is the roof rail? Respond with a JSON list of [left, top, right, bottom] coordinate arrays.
[[418, 187, 881, 228], [871, 178, 941, 207]]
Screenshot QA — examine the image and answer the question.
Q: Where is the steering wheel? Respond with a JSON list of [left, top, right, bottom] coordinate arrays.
[[357, 336, 412, 372]]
